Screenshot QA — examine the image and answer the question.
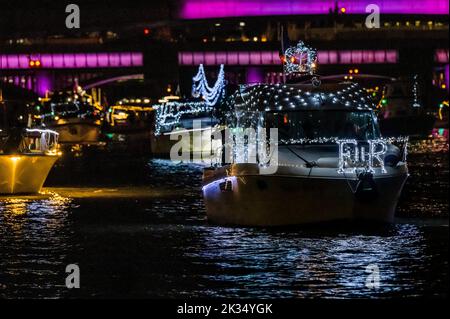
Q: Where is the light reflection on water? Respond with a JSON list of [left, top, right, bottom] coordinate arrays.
[[181, 223, 443, 298], [0, 140, 448, 298], [0, 195, 74, 298]]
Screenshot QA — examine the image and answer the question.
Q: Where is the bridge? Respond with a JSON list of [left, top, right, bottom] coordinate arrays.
[[0, 0, 448, 97]]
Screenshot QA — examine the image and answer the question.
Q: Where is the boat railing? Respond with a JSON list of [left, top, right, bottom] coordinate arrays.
[[23, 128, 60, 155]]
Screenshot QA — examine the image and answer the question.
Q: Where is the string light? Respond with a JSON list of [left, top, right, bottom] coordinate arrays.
[[224, 82, 374, 112], [192, 64, 226, 106], [412, 74, 421, 107], [154, 101, 213, 135], [282, 41, 318, 75]]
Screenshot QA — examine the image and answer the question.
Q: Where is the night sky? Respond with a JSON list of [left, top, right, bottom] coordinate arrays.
[[0, 0, 174, 37]]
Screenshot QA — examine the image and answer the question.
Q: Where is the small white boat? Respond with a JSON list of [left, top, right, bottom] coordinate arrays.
[[151, 98, 222, 159], [202, 82, 409, 226], [0, 128, 60, 194], [38, 91, 103, 145]]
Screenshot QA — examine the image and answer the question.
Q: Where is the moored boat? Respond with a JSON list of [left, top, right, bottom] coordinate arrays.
[[0, 128, 60, 194], [104, 99, 155, 153], [202, 82, 409, 226], [377, 78, 436, 137], [37, 90, 103, 146]]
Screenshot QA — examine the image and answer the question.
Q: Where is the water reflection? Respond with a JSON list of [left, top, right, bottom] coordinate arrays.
[[0, 139, 448, 298], [0, 194, 74, 298], [183, 224, 433, 298]]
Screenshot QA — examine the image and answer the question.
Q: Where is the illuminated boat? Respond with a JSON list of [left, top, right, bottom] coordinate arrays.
[[151, 65, 226, 159], [105, 99, 155, 153], [0, 128, 60, 194], [37, 90, 103, 145], [377, 78, 436, 137], [202, 81, 409, 226], [151, 95, 222, 159]]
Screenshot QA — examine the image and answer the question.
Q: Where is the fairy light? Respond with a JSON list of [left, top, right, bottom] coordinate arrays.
[[282, 41, 318, 76], [154, 101, 213, 135], [224, 82, 374, 112], [412, 74, 421, 107], [191, 64, 226, 106]]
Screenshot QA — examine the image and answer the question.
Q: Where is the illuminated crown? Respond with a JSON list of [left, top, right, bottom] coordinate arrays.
[[282, 41, 318, 75]]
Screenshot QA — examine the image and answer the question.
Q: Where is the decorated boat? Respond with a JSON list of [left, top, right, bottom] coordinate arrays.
[[37, 88, 103, 146], [202, 41, 409, 226], [377, 77, 436, 137], [151, 65, 225, 159], [0, 128, 60, 194], [104, 98, 155, 153]]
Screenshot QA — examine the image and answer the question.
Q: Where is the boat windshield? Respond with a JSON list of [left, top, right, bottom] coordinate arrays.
[[266, 110, 380, 141]]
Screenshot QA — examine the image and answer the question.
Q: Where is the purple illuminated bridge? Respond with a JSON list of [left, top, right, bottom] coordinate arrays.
[[180, 0, 449, 19], [0, 52, 143, 69], [0, 52, 143, 96]]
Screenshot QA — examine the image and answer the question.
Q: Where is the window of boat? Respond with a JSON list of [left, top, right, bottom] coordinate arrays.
[[266, 110, 380, 141]]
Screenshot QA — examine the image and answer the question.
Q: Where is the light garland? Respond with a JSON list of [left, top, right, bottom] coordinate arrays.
[[412, 74, 421, 108], [336, 139, 388, 174], [192, 64, 226, 106], [154, 101, 213, 135], [279, 136, 409, 145], [225, 82, 375, 113], [282, 41, 318, 75], [214, 134, 406, 174]]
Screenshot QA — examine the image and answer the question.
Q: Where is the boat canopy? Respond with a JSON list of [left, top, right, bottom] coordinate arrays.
[[229, 82, 376, 112]]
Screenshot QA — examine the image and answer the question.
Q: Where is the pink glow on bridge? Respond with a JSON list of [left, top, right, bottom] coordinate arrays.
[[180, 0, 449, 19], [179, 50, 398, 66], [0, 52, 143, 70]]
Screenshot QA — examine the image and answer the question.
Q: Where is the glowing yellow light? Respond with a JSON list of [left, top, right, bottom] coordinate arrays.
[[340, 7, 346, 13], [349, 69, 353, 74], [441, 84, 447, 89], [354, 68, 359, 74], [54, 116, 60, 121], [10, 156, 21, 162], [311, 62, 316, 69]]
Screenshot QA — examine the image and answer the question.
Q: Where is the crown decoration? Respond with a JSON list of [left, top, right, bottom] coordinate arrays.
[[282, 41, 318, 75]]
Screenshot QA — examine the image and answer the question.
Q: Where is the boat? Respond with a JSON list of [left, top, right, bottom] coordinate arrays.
[[0, 127, 60, 194], [202, 41, 408, 226], [37, 89, 103, 146], [202, 82, 409, 226], [104, 98, 155, 153], [0, 86, 60, 194], [151, 95, 221, 158], [377, 77, 436, 137], [150, 63, 226, 160]]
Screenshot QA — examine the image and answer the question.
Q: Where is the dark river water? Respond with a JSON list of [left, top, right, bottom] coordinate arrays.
[[0, 139, 448, 299]]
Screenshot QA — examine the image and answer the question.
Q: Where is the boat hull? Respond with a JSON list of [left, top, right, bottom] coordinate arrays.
[[151, 128, 222, 159], [0, 155, 58, 194], [49, 120, 101, 144], [203, 165, 408, 226]]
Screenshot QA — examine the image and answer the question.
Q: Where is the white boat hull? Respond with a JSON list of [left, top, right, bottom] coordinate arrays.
[[151, 128, 222, 159], [203, 164, 408, 226], [0, 155, 58, 194]]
